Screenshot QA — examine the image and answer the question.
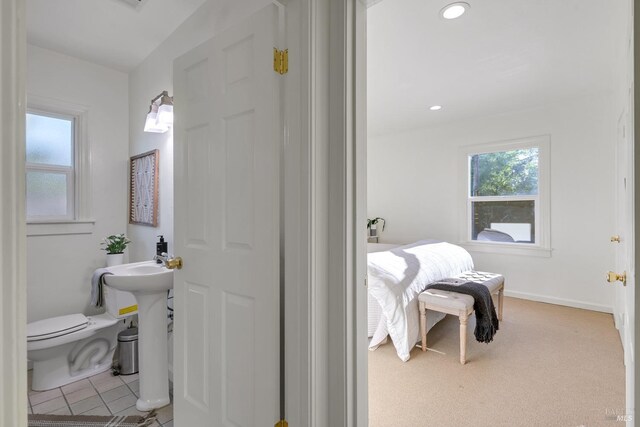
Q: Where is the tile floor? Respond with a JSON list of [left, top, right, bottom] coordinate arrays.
[[27, 370, 173, 427]]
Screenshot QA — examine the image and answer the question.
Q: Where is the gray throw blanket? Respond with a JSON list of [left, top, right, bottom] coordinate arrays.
[[91, 268, 112, 307], [425, 280, 499, 343]]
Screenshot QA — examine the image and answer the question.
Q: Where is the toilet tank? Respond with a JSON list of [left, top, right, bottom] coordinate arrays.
[[103, 285, 138, 319]]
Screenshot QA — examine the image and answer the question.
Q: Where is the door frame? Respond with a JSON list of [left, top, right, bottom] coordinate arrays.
[[0, 0, 28, 426], [634, 0, 640, 418], [304, 0, 368, 425], [283, 0, 368, 424]]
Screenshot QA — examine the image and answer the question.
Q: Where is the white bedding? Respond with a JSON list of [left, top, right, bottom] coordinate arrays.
[[367, 240, 474, 361], [366, 243, 403, 337]]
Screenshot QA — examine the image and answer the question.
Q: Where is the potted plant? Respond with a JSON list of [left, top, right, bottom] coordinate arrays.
[[101, 234, 132, 267], [367, 217, 385, 238]]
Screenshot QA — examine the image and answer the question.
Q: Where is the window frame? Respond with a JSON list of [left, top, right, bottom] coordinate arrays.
[[26, 96, 94, 236], [459, 135, 551, 257]]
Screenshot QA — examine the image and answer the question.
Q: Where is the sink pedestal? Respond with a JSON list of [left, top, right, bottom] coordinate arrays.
[[102, 261, 173, 412], [134, 292, 170, 411]]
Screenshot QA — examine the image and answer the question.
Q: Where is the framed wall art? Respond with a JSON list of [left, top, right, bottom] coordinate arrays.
[[129, 149, 159, 227]]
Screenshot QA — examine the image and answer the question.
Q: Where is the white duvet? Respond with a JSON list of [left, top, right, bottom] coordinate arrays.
[[367, 240, 474, 361]]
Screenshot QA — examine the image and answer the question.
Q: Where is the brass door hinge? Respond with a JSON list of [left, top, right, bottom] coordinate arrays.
[[275, 420, 288, 427], [274, 48, 288, 75]]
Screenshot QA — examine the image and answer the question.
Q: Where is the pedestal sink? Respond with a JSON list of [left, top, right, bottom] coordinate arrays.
[[104, 261, 174, 411]]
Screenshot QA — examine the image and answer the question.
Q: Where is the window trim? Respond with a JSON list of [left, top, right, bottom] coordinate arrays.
[[26, 96, 94, 236], [459, 135, 551, 257]]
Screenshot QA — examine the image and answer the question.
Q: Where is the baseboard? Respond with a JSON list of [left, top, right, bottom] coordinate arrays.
[[504, 290, 613, 314], [613, 311, 622, 330]]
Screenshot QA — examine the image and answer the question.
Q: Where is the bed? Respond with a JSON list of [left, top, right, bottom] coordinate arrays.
[[367, 240, 474, 361]]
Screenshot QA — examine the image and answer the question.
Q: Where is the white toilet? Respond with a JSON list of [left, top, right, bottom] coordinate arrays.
[[27, 286, 137, 391]]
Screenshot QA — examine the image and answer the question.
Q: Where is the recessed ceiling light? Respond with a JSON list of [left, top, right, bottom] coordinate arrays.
[[430, 105, 442, 111], [440, 2, 469, 20]]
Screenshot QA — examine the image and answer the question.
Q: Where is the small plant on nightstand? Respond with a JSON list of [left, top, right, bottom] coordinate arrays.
[[367, 217, 385, 238]]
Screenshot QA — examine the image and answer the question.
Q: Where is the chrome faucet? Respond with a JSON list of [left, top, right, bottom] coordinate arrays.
[[153, 252, 170, 265], [153, 252, 183, 270]]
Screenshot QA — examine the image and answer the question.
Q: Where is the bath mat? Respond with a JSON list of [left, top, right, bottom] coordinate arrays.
[[28, 413, 154, 427]]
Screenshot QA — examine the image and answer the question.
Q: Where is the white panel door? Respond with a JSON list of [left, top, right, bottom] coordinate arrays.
[[613, 102, 635, 424], [173, 4, 281, 426]]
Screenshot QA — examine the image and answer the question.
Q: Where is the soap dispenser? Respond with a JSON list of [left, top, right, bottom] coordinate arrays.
[[156, 235, 168, 263]]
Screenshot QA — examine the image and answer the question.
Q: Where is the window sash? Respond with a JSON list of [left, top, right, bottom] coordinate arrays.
[[468, 195, 537, 203], [26, 164, 75, 222], [468, 148, 539, 198], [26, 109, 75, 168], [467, 195, 539, 244]]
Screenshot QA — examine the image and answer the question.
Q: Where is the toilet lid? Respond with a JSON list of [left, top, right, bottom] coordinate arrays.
[[27, 313, 89, 342]]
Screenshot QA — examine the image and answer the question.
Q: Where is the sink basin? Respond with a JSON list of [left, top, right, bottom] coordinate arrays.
[[104, 261, 173, 293], [103, 260, 174, 411]]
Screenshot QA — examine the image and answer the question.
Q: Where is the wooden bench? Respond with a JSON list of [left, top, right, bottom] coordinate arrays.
[[418, 271, 504, 364]]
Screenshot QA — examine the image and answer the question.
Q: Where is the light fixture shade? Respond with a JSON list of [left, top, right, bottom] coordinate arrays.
[[157, 103, 174, 126], [157, 93, 174, 126], [143, 103, 169, 133], [143, 91, 174, 133]]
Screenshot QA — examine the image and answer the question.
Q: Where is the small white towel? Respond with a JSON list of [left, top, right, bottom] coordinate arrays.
[[91, 268, 112, 307]]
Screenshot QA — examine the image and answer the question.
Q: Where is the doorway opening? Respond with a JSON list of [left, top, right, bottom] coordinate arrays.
[[363, 0, 634, 424]]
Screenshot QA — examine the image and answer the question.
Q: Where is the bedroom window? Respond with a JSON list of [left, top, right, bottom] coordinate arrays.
[[462, 136, 550, 255], [26, 100, 93, 236]]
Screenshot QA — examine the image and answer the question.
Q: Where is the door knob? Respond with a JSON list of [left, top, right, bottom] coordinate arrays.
[[606, 271, 626, 286], [166, 256, 183, 270], [611, 235, 621, 243]]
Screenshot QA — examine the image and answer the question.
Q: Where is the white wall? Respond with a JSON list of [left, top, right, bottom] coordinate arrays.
[[368, 93, 617, 312], [26, 45, 129, 322], [127, 0, 271, 263]]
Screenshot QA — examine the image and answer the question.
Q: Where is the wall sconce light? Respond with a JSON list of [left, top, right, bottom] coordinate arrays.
[[143, 91, 173, 133]]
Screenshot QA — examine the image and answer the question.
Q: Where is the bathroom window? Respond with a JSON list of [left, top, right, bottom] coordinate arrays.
[[26, 100, 93, 235], [26, 111, 76, 220]]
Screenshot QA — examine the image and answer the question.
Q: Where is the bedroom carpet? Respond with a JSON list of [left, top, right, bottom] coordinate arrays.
[[368, 297, 626, 427]]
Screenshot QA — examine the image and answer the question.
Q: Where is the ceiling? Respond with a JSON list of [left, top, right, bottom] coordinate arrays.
[[27, 0, 207, 72], [367, 0, 627, 136], [26, 0, 627, 126]]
